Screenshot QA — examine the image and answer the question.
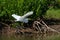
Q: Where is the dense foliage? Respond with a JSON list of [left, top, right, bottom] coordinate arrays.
[[0, 0, 60, 23]]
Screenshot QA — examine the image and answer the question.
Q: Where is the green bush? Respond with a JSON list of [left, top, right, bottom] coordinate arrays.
[[0, 0, 52, 21], [44, 8, 60, 19], [0, 0, 59, 24]]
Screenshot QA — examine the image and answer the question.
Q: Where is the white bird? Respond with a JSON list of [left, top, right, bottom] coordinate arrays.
[[12, 11, 33, 23]]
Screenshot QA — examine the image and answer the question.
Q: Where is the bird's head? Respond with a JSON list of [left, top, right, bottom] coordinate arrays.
[[12, 14, 16, 17]]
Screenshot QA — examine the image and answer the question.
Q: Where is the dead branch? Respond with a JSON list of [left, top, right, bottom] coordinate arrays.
[[33, 21, 47, 33], [0, 22, 10, 27], [33, 20, 60, 34], [42, 20, 60, 33]]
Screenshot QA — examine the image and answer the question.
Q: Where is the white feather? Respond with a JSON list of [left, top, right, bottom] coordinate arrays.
[[12, 11, 33, 23], [22, 11, 33, 18], [12, 14, 21, 20]]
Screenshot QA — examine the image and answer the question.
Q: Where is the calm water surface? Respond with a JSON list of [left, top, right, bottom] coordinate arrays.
[[0, 33, 60, 40]]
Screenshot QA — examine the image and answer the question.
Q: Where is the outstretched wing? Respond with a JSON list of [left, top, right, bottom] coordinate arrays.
[[12, 14, 21, 20], [22, 11, 33, 18]]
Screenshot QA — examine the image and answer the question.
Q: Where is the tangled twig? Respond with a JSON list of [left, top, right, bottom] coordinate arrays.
[[33, 20, 60, 34]]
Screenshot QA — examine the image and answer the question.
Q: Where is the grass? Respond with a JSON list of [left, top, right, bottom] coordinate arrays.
[[44, 9, 60, 20]]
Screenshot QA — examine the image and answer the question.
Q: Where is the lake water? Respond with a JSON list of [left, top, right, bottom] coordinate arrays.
[[0, 33, 49, 40], [0, 33, 60, 40]]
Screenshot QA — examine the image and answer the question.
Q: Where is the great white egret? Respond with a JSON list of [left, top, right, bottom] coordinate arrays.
[[12, 11, 33, 23]]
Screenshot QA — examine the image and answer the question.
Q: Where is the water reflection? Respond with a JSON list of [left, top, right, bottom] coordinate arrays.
[[0, 33, 59, 40], [0, 33, 47, 40]]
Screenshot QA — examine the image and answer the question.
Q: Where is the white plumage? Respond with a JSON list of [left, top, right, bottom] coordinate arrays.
[[12, 11, 33, 23]]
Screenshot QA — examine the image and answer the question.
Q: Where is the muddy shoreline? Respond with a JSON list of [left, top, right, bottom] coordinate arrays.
[[0, 19, 60, 36]]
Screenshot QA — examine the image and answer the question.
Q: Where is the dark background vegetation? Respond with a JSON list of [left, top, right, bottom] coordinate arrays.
[[0, 0, 60, 27], [0, 0, 60, 40]]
